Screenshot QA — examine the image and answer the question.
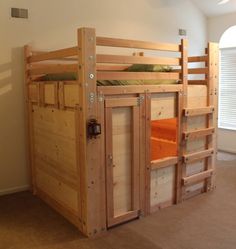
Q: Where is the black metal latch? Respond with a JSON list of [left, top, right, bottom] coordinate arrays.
[[87, 119, 101, 139]]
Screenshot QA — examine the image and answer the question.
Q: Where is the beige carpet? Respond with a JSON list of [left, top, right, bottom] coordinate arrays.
[[1, 157, 236, 249]]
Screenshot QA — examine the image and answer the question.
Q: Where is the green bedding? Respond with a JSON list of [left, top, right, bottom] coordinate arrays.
[[39, 64, 178, 85], [125, 64, 172, 72], [97, 79, 178, 85]]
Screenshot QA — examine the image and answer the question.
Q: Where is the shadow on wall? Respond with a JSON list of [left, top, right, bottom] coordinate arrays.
[[0, 47, 29, 190], [0, 63, 12, 96]]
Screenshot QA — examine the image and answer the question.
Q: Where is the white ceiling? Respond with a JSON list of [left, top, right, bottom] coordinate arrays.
[[191, 0, 236, 17]]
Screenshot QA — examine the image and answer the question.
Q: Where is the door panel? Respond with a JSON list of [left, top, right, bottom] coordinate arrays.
[[105, 97, 140, 227]]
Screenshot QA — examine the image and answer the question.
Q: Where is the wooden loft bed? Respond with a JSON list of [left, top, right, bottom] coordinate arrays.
[[24, 27, 219, 237]]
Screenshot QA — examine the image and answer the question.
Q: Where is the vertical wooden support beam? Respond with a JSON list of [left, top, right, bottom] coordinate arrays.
[[205, 42, 219, 191], [38, 83, 45, 107], [213, 43, 219, 189], [176, 39, 188, 203], [212, 43, 219, 188], [54, 82, 59, 109], [58, 81, 65, 109], [105, 107, 114, 224], [75, 105, 82, 231], [139, 94, 147, 216], [24, 45, 36, 194], [132, 105, 141, 212], [77, 28, 106, 237], [145, 92, 151, 213]]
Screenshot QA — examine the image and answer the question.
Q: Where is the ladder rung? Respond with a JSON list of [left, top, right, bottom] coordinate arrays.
[[188, 56, 208, 63], [188, 68, 208, 74], [184, 106, 214, 117], [182, 169, 214, 186], [183, 149, 214, 163], [188, 80, 207, 85], [183, 127, 215, 140]]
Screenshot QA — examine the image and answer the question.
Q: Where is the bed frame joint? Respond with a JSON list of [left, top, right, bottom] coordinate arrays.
[[89, 92, 95, 103], [138, 96, 145, 106]]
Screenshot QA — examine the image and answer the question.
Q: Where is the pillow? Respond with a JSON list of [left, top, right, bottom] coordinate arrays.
[[125, 64, 173, 72]]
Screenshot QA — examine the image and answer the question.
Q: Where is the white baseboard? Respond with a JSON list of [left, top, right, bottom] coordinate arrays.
[[0, 185, 30, 196]]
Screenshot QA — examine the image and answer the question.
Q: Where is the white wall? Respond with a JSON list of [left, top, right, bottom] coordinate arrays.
[[208, 12, 236, 42], [0, 0, 207, 195], [208, 12, 236, 153]]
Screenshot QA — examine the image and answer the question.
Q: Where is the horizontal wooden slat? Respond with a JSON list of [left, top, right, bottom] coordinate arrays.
[[96, 37, 181, 52], [31, 53, 77, 61], [174, 68, 207, 74], [98, 84, 183, 95], [184, 106, 214, 116], [183, 149, 214, 163], [183, 127, 215, 140], [188, 80, 207, 85], [188, 68, 208, 74], [29, 64, 77, 76], [29, 47, 77, 63], [97, 72, 179, 80], [32, 81, 77, 85], [105, 97, 138, 108], [97, 64, 130, 71], [151, 156, 178, 170], [97, 54, 180, 65], [182, 169, 214, 186], [188, 56, 207, 63]]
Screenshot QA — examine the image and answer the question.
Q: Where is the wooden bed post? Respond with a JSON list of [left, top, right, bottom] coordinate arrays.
[[24, 45, 36, 194], [213, 43, 219, 189], [176, 39, 188, 203], [77, 28, 106, 237], [205, 42, 219, 191]]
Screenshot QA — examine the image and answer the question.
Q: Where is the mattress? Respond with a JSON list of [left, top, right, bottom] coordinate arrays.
[[39, 64, 179, 85]]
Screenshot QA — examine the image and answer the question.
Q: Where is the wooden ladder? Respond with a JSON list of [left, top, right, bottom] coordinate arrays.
[[180, 42, 219, 201]]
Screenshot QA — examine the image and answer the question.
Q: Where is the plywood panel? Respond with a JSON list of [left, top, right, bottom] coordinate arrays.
[[187, 116, 206, 131], [151, 93, 177, 120], [185, 182, 204, 195], [44, 84, 55, 105], [34, 131, 76, 173], [112, 107, 132, 217], [35, 155, 77, 190], [28, 84, 37, 102], [187, 85, 207, 108], [64, 84, 79, 107], [186, 138, 206, 154], [186, 160, 205, 177], [36, 168, 78, 212], [32, 106, 78, 213], [150, 165, 175, 207], [33, 106, 75, 139], [187, 85, 207, 153]]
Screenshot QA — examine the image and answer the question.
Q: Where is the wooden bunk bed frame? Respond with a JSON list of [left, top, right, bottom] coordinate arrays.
[[24, 27, 219, 237]]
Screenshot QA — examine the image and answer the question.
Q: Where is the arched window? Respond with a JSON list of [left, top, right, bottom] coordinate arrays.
[[219, 26, 236, 130]]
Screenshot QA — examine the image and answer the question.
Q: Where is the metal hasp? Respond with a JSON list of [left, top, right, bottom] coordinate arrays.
[[87, 119, 102, 139]]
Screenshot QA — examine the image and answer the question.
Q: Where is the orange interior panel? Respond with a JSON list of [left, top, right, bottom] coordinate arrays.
[[151, 118, 178, 161]]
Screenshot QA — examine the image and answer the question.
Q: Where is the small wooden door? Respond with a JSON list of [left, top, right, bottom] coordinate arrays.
[[105, 97, 141, 227]]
